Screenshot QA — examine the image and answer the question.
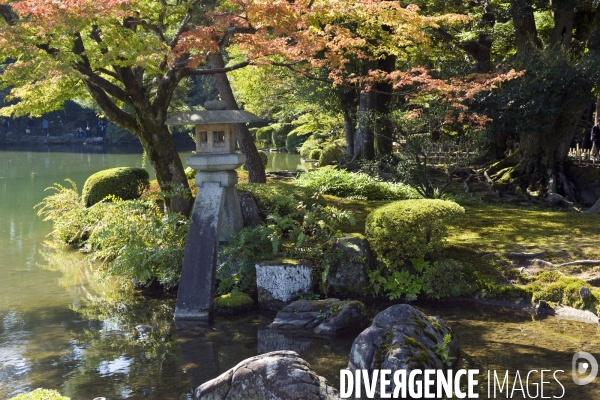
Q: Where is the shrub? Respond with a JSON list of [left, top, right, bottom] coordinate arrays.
[[300, 136, 325, 158], [271, 123, 294, 148], [81, 167, 149, 207], [237, 182, 323, 216], [36, 180, 88, 245], [286, 124, 313, 153], [37, 181, 188, 288], [10, 389, 69, 400], [255, 125, 274, 146], [295, 168, 419, 200], [422, 258, 468, 299], [218, 199, 353, 295], [366, 199, 465, 269], [85, 199, 188, 288], [319, 143, 344, 166], [308, 149, 322, 160]]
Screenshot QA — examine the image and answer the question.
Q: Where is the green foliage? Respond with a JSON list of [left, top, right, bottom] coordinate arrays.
[[319, 143, 345, 166], [9, 389, 69, 400], [185, 167, 196, 179], [422, 258, 468, 299], [530, 275, 597, 311], [105, 123, 136, 143], [85, 199, 188, 289], [308, 149, 322, 160], [271, 123, 294, 149], [237, 182, 324, 216], [286, 123, 315, 153], [35, 179, 88, 245], [81, 167, 150, 207], [434, 334, 456, 367], [37, 182, 188, 288], [366, 199, 465, 268], [218, 191, 354, 295], [255, 125, 274, 146], [300, 136, 326, 158], [295, 168, 419, 200], [367, 256, 430, 301]]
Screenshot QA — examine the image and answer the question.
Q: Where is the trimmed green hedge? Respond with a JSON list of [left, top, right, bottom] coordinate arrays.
[[319, 143, 344, 166], [366, 199, 465, 269], [271, 123, 294, 149], [256, 126, 274, 146], [82, 167, 150, 207]]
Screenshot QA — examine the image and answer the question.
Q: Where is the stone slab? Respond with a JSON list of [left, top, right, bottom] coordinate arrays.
[[187, 153, 246, 171], [175, 182, 225, 321]]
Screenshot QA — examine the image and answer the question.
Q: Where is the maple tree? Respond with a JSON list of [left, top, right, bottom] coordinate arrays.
[[0, 0, 265, 216], [178, 0, 520, 161]]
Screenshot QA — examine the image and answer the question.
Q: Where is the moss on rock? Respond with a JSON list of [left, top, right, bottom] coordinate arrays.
[[214, 292, 254, 316]]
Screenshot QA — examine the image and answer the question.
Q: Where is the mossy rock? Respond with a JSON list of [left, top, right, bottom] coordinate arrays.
[[82, 167, 150, 207], [214, 292, 254, 316]]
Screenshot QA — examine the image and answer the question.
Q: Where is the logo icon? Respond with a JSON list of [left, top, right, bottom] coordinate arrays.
[[572, 351, 598, 385]]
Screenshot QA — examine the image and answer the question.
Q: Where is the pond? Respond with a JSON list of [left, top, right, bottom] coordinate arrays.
[[1, 144, 599, 399]]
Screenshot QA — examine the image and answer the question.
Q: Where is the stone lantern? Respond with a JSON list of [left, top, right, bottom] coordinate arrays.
[[165, 100, 262, 321]]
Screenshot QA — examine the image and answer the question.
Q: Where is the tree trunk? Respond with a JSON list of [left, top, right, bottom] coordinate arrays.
[[375, 55, 396, 156], [356, 88, 376, 160], [81, 79, 193, 216], [137, 122, 193, 217], [211, 52, 266, 183], [550, 0, 575, 48], [491, 98, 584, 202], [510, 0, 542, 54], [339, 87, 358, 158]]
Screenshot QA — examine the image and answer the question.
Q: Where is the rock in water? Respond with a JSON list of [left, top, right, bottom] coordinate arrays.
[[269, 299, 367, 335], [349, 304, 459, 397], [195, 350, 340, 400]]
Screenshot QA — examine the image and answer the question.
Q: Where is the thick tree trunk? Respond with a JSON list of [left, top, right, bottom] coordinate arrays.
[[356, 88, 376, 160], [550, 0, 575, 48], [137, 122, 193, 216], [211, 53, 266, 183], [491, 99, 584, 202], [81, 79, 193, 216], [510, 0, 542, 54]]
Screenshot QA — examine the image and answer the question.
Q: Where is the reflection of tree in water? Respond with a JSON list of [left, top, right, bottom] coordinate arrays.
[[39, 241, 191, 399], [38, 241, 353, 398]]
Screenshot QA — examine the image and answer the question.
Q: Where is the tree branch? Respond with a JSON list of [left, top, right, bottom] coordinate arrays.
[[187, 60, 251, 75], [82, 79, 138, 133]]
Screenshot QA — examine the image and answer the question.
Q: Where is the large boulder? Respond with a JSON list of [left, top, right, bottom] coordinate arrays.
[[326, 234, 371, 296], [349, 304, 459, 397], [269, 299, 367, 336], [256, 260, 312, 311], [194, 350, 340, 400]]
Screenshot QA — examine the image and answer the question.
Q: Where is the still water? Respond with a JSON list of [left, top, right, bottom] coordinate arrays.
[[1, 144, 600, 399]]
